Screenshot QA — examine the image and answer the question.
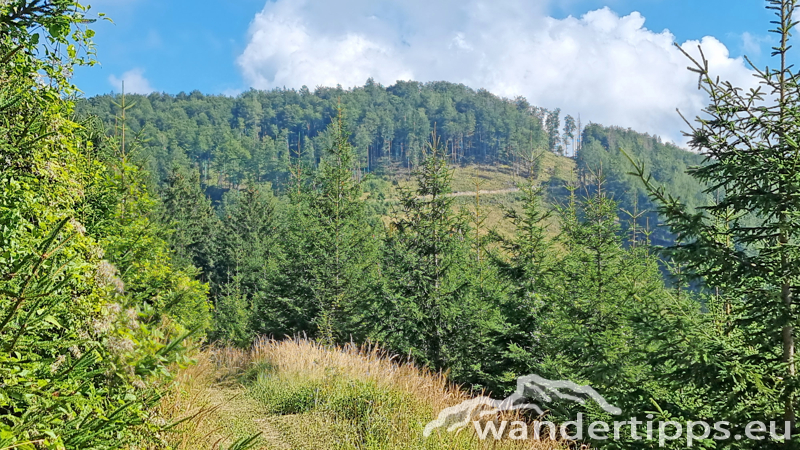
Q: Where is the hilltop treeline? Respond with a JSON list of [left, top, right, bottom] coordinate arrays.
[[78, 80, 576, 187], [79, 82, 712, 246]]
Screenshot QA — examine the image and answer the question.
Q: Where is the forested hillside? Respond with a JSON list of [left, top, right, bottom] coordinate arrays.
[[79, 84, 708, 245], [8, 1, 800, 449], [77, 81, 572, 188], [577, 124, 708, 244]]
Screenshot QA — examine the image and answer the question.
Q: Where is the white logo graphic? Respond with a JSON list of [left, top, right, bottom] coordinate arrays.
[[423, 374, 621, 437]]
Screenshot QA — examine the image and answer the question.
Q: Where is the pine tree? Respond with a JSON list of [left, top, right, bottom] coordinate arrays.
[[546, 108, 562, 155], [493, 178, 554, 380], [159, 167, 219, 277], [213, 184, 282, 345], [533, 181, 670, 446], [563, 114, 577, 157], [445, 171, 511, 390]]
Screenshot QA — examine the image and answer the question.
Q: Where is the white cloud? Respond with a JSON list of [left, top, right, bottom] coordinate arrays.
[[740, 31, 772, 59], [238, 0, 757, 144], [222, 88, 244, 97], [108, 68, 155, 94]]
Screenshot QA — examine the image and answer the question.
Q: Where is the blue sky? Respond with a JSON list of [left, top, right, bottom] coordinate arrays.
[[74, 0, 266, 95], [72, 0, 778, 143]]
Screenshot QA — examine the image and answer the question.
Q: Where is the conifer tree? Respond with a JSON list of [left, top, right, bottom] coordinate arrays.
[[380, 130, 472, 371], [159, 168, 219, 277], [0, 5, 213, 444], [547, 184, 634, 379], [528, 181, 670, 448], [277, 107, 379, 343], [213, 184, 282, 345], [563, 114, 577, 157], [446, 172, 511, 389], [546, 108, 562, 155], [500, 182, 553, 312], [493, 179, 555, 378], [626, 0, 800, 440], [215, 184, 281, 292]]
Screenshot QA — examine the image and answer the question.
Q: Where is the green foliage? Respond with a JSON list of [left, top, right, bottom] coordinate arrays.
[[379, 131, 469, 370], [255, 376, 323, 416], [0, 0, 100, 92], [621, 0, 800, 445], [375, 131, 509, 378], [159, 167, 220, 276], [578, 123, 708, 245], [35, 3, 800, 448], [76, 81, 551, 187], [545, 108, 562, 154], [264, 109, 381, 343], [95, 115, 212, 336], [491, 179, 555, 391], [212, 185, 282, 346], [76, 83, 715, 253], [0, 5, 211, 446], [0, 89, 197, 448], [546, 185, 667, 392]]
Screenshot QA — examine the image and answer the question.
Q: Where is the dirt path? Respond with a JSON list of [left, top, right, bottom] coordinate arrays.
[[253, 418, 292, 450], [411, 187, 520, 200], [446, 187, 520, 197], [202, 384, 290, 450]]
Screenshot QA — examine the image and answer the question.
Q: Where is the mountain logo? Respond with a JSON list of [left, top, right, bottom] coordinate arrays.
[[423, 374, 621, 437]]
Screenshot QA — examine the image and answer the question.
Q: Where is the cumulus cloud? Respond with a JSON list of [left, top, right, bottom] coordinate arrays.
[[222, 88, 244, 97], [238, 0, 757, 144], [740, 31, 772, 58], [108, 68, 155, 94]]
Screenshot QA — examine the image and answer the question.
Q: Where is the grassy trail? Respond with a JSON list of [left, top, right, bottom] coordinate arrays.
[[424, 187, 521, 198], [204, 384, 288, 450], [156, 339, 568, 450]]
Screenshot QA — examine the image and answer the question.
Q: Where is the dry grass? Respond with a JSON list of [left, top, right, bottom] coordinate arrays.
[[155, 337, 575, 450], [239, 337, 467, 415], [152, 351, 266, 449], [376, 157, 575, 240]]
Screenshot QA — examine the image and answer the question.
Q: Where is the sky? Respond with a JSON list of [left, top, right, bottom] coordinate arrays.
[[72, 0, 779, 144]]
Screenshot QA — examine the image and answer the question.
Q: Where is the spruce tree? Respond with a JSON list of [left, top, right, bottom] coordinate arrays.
[[627, 0, 800, 441], [159, 167, 219, 277], [529, 181, 671, 448], [493, 179, 555, 380], [277, 107, 379, 343], [545, 183, 663, 385], [546, 108, 562, 155], [213, 184, 282, 345], [447, 172, 511, 390], [380, 130, 471, 371]]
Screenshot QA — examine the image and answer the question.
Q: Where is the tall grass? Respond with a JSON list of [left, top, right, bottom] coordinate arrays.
[[155, 337, 573, 449]]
